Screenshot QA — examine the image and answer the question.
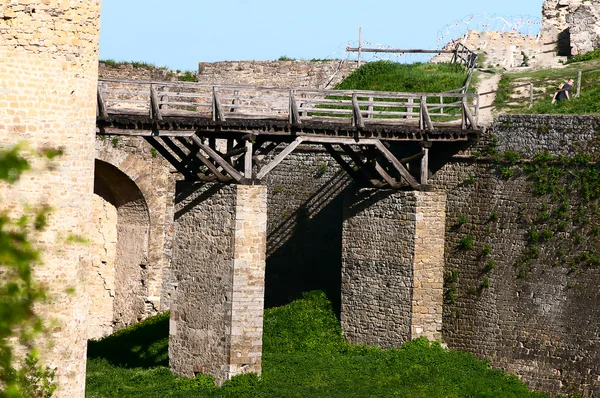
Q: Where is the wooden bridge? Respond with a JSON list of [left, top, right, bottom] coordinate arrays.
[[97, 79, 482, 190]]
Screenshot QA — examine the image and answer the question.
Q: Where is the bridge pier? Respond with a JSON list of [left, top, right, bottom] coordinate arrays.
[[169, 183, 267, 385], [341, 190, 446, 347]]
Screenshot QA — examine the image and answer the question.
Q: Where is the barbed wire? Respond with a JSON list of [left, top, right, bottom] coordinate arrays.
[[327, 13, 543, 64], [436, 13, 542, 49]]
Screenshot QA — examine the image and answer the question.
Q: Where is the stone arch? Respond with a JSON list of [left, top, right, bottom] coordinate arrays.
[[91, 159, 151, 334]]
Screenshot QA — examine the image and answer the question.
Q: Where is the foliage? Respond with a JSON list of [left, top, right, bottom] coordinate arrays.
[[459, 235, 474, 250], [336, 61, 468, 93], [277, 56, 295, 61], [565, 49, 600, 65], [86, 290, 550, 397], [0, 146, 57, 397], [177, 71, 197, 82]]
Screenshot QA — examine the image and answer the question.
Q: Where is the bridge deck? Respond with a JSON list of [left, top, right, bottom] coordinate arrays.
[[96, 79, 482, 190], [97, 79, 481, 142]]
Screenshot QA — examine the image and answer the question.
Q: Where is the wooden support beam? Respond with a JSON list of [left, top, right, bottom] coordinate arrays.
[[176, 137, 230, 182], [352, 93, 365, 129], [245, 140, 253, 180], [222, 146, 247, 159], [339, 144, 381, 184], [462, 98, 476, 129], [212, 86, 226, 122], [150, 84, 163, 120], [420, 146, 429, 185], [421, 96, 434, 131], [323, 144, 363, 184], [374, 161, 401, 188], [97, 85, 108, 119], [191, 135, 243, 181], [289, 90, 302, 125], [373, 139, 420, 189], [256, 137, 303, 179]]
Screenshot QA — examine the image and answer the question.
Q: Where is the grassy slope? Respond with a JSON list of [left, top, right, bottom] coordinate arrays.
[[86, 291, 550, 398], [335, 61, 470, 93], [493, 57, 600, 114]]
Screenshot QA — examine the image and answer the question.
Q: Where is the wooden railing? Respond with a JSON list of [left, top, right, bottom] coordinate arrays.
[[97, 79, 480, 130]]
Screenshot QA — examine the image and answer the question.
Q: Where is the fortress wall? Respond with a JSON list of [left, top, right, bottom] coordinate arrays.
[[94, 136, 176, 327], [430, 114, 600, 397], [196, 60, 358, 89], [98, 59, 358, 89], [0, 1, 101, 396]]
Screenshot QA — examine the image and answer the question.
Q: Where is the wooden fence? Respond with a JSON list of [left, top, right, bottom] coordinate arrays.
[[480, 67, 600, 110], [97, 79, 481, 130]]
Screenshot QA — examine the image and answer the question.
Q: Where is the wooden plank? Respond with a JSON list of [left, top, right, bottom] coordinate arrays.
[[374, 161, 400, 188], [98, 128, 196, 137], [463, 99, 476, 128], [150, 85, 163, 120], [191, 135, 243, 181], [97, 84, 108, 118], [421, 96, 434, 130], [289, 90, 302, 125], [420, 147, 429, 185], [352, 93, 365, 129], [323, 143, 366, 185], [173, 136, 222, 178], [373, 139, 420, 189], [346, 48, 455, 54], [212, 87, 226, 122], [245, 140, 253, 179], [256, 137, 303, 179]]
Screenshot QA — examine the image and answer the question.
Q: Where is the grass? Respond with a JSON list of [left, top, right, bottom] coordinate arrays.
[[492, 57, 600, 114], [86, 291, 553, 398], [335, 60, 470, 93], [309, 61, 473, 121]]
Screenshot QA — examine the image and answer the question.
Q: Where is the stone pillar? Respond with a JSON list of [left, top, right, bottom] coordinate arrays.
[[169, 183, 267, 385], [0, 2, 101, 397], [411, 192, 445, 341], [341, 190, 446, 347]]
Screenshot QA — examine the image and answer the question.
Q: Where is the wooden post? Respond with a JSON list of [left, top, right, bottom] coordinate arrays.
[[97, 83, 108, 119], [233, 90, 239, 112], [407, 97, 414, 119], [576, 71, 582, 98], [358, 27, 363, 68], [352, 93, 365, 129], [529, 83, 534, 109], [421, 146, 430, 185], [245, 140, 253, 181], [160, 86, 169, 112], [475, 93, 480, 127], [368, 96, 373, 119]]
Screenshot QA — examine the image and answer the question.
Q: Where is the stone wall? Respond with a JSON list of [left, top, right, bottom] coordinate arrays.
[[431, 30, 545, 68], [566, 4, 600, 56], [88, 195, 118, 339], [430, 114, 600, 397], [169, 183, 267, 385], [196, 60, 357, 89], [98, 59, 358, 90], [95, 136, 176, 330], [340, 190, 445, 346], [263, 148, 352, 312], [0, 1, 101, 396]]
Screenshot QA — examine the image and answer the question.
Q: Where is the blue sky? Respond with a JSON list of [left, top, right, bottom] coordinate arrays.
[[99, 0, 544, 71]]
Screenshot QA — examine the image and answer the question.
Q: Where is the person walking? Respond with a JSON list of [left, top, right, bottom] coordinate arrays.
[[552, 78, 574, 104]]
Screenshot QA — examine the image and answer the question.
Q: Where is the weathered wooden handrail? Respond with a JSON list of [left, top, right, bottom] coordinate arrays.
[[97, 78, 480, 130]]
